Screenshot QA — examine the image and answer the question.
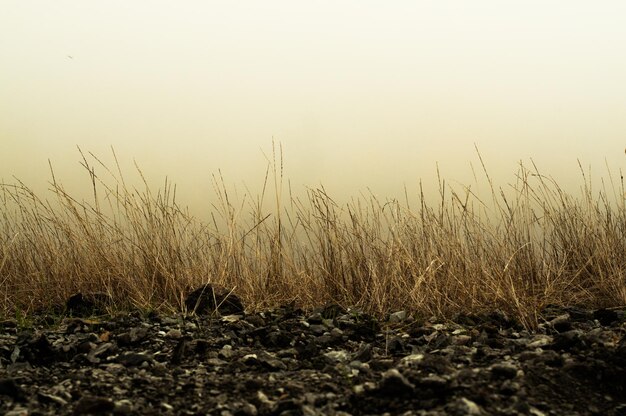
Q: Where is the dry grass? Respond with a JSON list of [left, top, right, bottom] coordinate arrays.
[[1, 146, 625, 329]]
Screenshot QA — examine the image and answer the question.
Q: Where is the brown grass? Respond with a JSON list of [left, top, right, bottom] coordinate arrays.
[[1, 146, 625, 329]]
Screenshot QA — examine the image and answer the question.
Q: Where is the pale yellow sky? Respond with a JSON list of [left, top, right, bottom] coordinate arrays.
[[2, 1, 626, 215]]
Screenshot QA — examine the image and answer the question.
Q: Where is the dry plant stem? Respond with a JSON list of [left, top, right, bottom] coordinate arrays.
[[1, 147, 626, 329]]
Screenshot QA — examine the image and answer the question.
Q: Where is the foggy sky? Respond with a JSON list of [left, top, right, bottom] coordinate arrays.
[[2, 1, 626, 217]]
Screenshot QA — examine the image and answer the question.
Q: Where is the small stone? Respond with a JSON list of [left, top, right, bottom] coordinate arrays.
[[240, 403, 258, 416], [321, 318, 335, 328], [551, 330, 583, 351], [389, 311, 408, 323], [5, 407, 28, 416], [400, 353, 424, 365], [10, 345, 20, 363], [116, 327, 149, 345], [350, 360, 370, 374], [114, 399, 134, 414], [166, 329, 183, 339], [452, 335, 472, 345], [549, 313, 572, 332], [259, 352, 287, 371], [38, 392, 69, 406], [527, 336, 552, 349], [66, 292, 112, 317], [221, 315, 241, 323], [378, 369, 415, 395], [419, 375, 448, 390], [243, 353, 258, 362], [206, 357, 228, 366], [170, 337, 190, 364], [116, 352, 152, 367], [320, 303, 346, 319], [0, 319, 18, 329], [184, 284, 244, 315], [369, 359, 395, 371], [309, 324, 327, 335], [593, 308, 619, 326], [219, 345, 234, 359], [15, 331, 55, 365], [528, 407, 547, 416], [256, 390, 275, 407], [456, 397, 481, 415], [245, 315, 266, 327], [73, 396, 115, 415], [87, 342, 116, 364], [500, 380, 520, 395], [353, 382, 377, 395], [352, 343, 372, 362], [0, 378, 25, 401], [301, 404, 317, 416], [491, 363, 518, 379], [324, 350, 350, 363], [330, 327, 344, 338]]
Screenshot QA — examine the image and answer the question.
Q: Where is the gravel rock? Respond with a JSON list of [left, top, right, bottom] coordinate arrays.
[[0, 378, 25, 401], [184, 283, 245, 315], [73, 396, 115, 415], [0, 304, 625, 415], [66, 292, 112, 317]]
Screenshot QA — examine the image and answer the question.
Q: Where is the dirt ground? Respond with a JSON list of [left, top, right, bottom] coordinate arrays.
[[1, 301, 625, 415]]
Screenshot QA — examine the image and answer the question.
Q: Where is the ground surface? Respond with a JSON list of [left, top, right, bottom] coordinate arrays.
[[1, 304, 625, 415]]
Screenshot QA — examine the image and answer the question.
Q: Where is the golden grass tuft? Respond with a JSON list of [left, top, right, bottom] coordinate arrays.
[[1, 146, 625, 329]]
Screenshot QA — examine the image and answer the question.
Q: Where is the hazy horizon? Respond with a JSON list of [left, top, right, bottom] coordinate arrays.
[[2, 1, 626, 217]]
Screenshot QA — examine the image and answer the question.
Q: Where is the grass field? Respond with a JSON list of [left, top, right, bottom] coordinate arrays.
[[2, 147, 625, 329]]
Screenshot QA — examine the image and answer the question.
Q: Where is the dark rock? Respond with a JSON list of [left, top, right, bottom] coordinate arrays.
[[0, 319, 17, 329], [86, 342, 116, 364], [429, 332, 452, 349], [0, 378, 25, 401], [385, 336, 407, 355], [377, 369, 415, 395], [67, 292, 112, 317], [419, 354, 454, 375], [369, 358, 395, 371], [447, 397, 482, 415], [245, 314, 266, 327], [38, 391, 69, 406], [115, 352, 152, 367], [418, 374, 449, 390], [170, 336, 191, 364], [455, 313, 480, 327], [618, 335, 626, 356], [487, 309, 519, 330], [532, 349, 564, 367], [184, 284, 245, 315], [352, 343, 372, 362], [550, 330, 584, 351], [73, 395, 115, 415], [116, 327, 149, 345], [336, 311, 379, 341], [14, 330, 55, 365], [491, 363, 519, 379], [295, 340, 319, 360], [241, 351, 287, 371], [319, 303, 346, 320], [550, 313, 573, 332], [593, 308, 619, 326]]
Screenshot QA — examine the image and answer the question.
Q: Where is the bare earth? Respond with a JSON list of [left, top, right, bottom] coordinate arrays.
[[1, 304, 625, 415]]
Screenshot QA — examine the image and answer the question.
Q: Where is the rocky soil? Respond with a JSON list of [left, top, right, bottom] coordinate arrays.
[[1, 289, 625, 415]]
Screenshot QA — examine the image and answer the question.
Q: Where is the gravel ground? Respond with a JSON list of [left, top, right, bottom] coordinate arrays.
[[1, 288, 625, 415]]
